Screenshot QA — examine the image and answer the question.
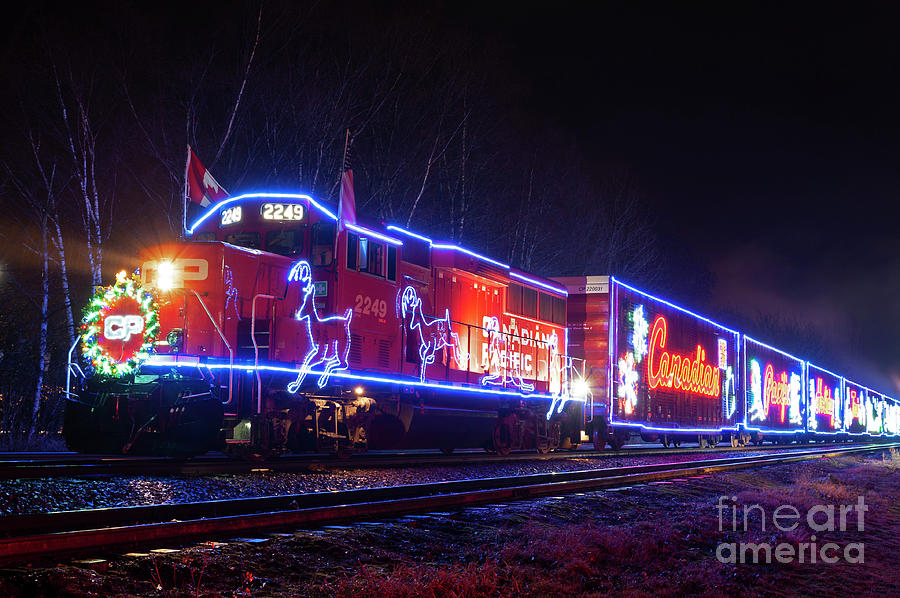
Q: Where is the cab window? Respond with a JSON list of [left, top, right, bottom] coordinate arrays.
[[360, 238, 385, 276], [224, 232, 261, 250], [265, 229, 304, 257], [347, 232, 386, 278], [311, 221, 335, 266]]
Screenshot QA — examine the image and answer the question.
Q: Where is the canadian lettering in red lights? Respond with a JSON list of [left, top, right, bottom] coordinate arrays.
[[763, 364, 791, 422], [647, 315, 720, 398]]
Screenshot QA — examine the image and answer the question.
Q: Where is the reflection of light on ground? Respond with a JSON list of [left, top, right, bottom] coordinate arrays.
[[125, 477, 177, 505]]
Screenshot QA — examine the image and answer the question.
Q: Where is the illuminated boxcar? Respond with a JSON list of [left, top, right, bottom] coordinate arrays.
[[843, 380, 871, 436], [806, 363, 844, 440], [742, 337, 806, 444], [558, 277, 741, 449]]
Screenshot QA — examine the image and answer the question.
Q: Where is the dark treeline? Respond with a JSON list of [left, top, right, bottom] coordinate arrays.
[[0, 2, 682, 446]]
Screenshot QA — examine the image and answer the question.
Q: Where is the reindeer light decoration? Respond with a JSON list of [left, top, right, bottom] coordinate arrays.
[[286, 261, 353, 391], [400, 286, 468, 382]]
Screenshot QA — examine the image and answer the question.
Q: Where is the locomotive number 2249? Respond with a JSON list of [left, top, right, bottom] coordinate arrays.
[[355, 294, 388, 319]]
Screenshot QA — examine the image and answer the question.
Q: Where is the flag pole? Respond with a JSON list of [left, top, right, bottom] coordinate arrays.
[[333, 130, 351, 278], [337, 129, 350, 226], [182, 145, 192, 240]]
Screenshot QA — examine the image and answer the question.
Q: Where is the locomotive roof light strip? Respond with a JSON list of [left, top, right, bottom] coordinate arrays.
[[345, 223, 403, 246], [430, 243, 510, 269], [509, 271, 567, 296], [386, 225, 564, 294], [386, 225, 433, 244], [387, 224, 509, 268], [187, 192, 336, 234]]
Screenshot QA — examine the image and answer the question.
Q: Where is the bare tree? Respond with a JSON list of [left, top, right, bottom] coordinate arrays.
[[2, 153, 59, 443], [53, 64, 117, 287]]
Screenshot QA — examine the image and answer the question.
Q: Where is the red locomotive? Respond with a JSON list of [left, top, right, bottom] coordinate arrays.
[[64, 193, 587, 457]]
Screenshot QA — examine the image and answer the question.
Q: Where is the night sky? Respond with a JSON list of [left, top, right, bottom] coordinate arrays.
[[2, 2, 898, 391], [458, 2, 900, 390]]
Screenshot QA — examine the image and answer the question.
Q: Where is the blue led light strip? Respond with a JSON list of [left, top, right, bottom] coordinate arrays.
[[430, 243, 510, 269], [387, 225, 510, 270], [345, 223, 403, 246], [612, 421, 740, 434], [509, 271, 567, 296], [188, 192, 337, 234], [806, 361, 843, 380], [743, 335, 805, 365], [144, 359, 582, 402], [385, 225, 433, 244], [190, 192, 569, 294], [611, 277, 739, 335]]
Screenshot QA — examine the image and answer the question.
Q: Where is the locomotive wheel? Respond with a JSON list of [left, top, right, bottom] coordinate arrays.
[[492, 416, 515, 456], [591, 417, 608, 451], [672, 439, 681, 448], [660, 435, 671, 448], [698, 435, 708, 449], [730, 435, 739, 448], [610, 430, 629, 451]]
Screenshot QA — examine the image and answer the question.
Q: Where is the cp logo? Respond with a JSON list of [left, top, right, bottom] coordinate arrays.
[[140, 258, 209, 289], [104, 315, 145, 341]]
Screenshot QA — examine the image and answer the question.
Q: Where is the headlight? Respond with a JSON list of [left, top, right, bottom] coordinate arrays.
[[157, 261, 175, 290], [571, 379, 590, 398]]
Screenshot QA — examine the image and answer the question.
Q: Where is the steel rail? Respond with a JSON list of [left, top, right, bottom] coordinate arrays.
[[0, 441, 870, 479], [0, 442, 895, 564]]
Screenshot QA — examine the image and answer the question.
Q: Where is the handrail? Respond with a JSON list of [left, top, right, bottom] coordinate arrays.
[[251, 294, 276, 414], [65, 337, 83, 399], [189, 290, 233, 406]]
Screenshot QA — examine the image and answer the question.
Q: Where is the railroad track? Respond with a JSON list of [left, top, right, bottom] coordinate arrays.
[[0, 442, 895, 564], [0, 441, 868, 479]]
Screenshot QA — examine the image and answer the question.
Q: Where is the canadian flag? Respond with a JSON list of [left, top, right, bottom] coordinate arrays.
[[186, 146, 229, 207]]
